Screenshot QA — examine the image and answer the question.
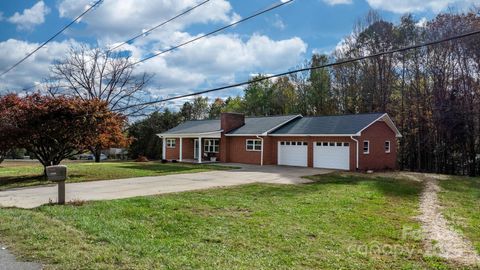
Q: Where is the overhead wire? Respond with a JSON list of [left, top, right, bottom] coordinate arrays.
[[117, 28, 480, 110]]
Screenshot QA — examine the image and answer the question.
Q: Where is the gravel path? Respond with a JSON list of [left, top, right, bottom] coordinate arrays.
[[0, 245, 42, 270], [417, 174, 480, 266]]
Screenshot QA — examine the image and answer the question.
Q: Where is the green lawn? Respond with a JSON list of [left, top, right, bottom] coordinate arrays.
[[0, 173, 460, 269], [0, 161, 235, 190], [438, 176, 480, 254]]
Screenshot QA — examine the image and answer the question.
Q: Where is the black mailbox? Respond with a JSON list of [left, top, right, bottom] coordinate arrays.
[[46, 165, 67, 182], [46, 165, 67, 204]]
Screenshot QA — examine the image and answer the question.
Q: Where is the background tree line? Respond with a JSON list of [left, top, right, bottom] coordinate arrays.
[[131, 10, 480, 176]]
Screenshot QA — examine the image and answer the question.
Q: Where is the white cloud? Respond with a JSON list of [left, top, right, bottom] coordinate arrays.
[[7, 1, 50, 30], [133, 33, 307, 98], [322, 0, 353, 5], [0, 12, 4, 21], [365, 0, 479, 13], [1, 0, 308, 109], [0, 32, 307, 103], [0, 39, 79, 91], [57, 0, 240, 44]]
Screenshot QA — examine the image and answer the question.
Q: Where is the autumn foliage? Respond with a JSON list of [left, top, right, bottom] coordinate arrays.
[[0, 94, 130, 172]]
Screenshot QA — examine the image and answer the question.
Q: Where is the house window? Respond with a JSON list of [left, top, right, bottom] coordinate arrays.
[[246, 139, 262, 151], [204, 139, 219, 153], [344, 142, 350, 147], [385, 141, 391, 153], [363, 140, 369, 154], [166, 139, 176, 148]]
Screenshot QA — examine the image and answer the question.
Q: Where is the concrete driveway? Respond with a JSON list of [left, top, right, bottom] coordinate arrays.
[[0, 164, 331, 209], [0, 244, 42, 270]]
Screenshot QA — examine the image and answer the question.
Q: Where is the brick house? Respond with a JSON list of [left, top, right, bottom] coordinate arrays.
[[157, 112, 401, 171]]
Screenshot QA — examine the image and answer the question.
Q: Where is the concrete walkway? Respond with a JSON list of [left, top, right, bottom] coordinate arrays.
[[0, 164, 331, 209], [0, 244, 42, 270]]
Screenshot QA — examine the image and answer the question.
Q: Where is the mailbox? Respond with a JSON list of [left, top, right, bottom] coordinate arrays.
[[46, 165, 67, 205], [46, 165, 67, 182]]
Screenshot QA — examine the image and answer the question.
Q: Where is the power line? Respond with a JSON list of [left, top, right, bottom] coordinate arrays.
[[4, 0, 210, 92], [118, 28, 480, 110], [0, 0, 103, 77], [131, 0, 295, 66], [107, 0, 211, 52], [7, 0, 291, 91]]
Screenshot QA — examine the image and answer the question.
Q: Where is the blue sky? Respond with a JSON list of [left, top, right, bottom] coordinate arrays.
[[0, 0, 476, 107]]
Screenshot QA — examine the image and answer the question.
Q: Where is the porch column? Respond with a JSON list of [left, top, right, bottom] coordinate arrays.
[[179, 138, 183, 161], [162, 137, 166, 160], [198, 137, 202, 163]]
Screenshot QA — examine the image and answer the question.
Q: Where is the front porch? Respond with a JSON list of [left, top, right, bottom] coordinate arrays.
[[161, 134, 221, 164]]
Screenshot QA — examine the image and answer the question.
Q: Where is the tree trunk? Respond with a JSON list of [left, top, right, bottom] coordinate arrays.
[[43, 165, 48, 180], [94, 146, 102, 163]]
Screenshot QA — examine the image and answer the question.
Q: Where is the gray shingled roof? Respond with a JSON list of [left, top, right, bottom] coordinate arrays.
[[271, 113, 385, 135], [161, 119, 221, 134], [160, 113, 390, 136], [227, 115, 300, 135]]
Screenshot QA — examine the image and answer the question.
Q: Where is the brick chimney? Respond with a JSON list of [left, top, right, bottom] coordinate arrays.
[[220, 112, 244, 133]]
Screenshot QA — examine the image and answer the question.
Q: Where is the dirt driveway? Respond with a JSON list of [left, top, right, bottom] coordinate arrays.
[[0, 164, 331, 209]]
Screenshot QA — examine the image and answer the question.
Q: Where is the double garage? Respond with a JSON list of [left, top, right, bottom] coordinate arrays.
[[277, 140, 350, 170]]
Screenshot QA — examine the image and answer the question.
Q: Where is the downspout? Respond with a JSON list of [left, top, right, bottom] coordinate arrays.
[[350, 136, 359, 170], [256, 135, 264, 166]]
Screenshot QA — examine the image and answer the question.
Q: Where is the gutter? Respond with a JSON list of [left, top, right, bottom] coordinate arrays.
[[350, 136, 359, 170], [256, 135, 264, 166]]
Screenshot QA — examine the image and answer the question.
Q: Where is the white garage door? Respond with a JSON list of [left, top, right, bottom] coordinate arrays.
[[278, 141, 308, 167], [313, 141, 350, 170]]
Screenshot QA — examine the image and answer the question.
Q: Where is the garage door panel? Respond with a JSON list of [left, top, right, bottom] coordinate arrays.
[[278, 141, 308, 167], [313, 142, 349, 170]]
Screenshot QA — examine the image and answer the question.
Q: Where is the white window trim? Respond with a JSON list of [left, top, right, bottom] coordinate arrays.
[[363, 140, 369, 154], [204, 139, 219, 153], [246, 139, 262, 152], [166, 138, 176, 148], [385, 140, 391, 153]]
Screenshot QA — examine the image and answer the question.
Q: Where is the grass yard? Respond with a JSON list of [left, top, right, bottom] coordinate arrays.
[[438, 176, 480, 254], [0, 173, 461, 269], [0, 161, 235, 190]]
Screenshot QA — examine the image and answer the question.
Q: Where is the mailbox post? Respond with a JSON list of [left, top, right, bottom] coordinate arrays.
[[46, 165, 67, 205]]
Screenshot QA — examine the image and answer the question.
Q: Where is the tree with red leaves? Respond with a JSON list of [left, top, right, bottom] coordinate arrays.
[[0, 94, 130, 175], [0, 95, 17, 164]]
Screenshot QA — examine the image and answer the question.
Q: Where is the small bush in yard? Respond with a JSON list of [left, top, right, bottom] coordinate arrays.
[[135, 156, 149, 162]]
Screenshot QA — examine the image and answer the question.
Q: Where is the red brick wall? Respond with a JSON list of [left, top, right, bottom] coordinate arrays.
[[226, 136, 262, 165], [221, 113, 245, 133], [358, 121, 397, 170], [182, 138, 194, 160], [165, 138, 179, 160], [269, 136, 356, 170], [219, 134, 228, 162]]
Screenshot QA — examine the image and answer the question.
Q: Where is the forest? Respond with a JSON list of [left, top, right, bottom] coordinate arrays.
[[130, 10, 480, 176]]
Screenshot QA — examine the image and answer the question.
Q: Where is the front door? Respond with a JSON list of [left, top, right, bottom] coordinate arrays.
[[194, 139, 199, 159]]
